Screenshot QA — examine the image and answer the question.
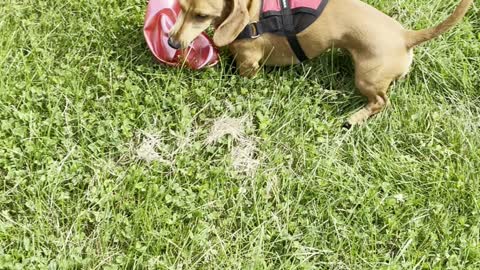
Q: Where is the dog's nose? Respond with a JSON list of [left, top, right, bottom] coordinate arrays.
[[168, 37, 181, 50]]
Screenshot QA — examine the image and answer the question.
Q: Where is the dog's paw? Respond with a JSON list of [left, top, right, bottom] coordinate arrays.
[[238, 63, 260, 78]]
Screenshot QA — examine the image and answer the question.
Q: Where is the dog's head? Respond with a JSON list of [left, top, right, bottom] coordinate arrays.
[[168, 0, 250, 49]]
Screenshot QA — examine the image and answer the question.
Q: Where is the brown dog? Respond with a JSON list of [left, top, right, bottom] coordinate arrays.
[[169, 0, 473, 127]]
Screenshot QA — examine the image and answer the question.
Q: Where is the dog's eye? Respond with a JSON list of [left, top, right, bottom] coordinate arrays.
[[194, 13, 209, 20]]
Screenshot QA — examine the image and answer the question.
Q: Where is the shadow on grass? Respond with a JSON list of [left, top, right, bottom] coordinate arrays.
[[264, 49, 365, 118]]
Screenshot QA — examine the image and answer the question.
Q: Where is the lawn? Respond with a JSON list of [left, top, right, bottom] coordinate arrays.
[[1, 0, 479, 269]]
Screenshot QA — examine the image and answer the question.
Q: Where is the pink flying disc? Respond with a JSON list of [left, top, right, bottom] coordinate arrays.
[[144, 0, 219, 69]]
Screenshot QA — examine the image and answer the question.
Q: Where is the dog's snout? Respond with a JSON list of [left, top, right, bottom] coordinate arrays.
[[168, 37, 181, 50]]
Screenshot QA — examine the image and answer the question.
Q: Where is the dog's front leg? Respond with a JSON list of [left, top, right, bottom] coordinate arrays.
[[237, 60, 260, 78], [232, 44, 263, 78]]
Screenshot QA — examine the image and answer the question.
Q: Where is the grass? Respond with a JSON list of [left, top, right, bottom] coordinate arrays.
[[0, 0, 479, 268]]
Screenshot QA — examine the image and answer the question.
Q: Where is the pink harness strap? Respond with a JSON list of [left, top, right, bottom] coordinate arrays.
[[262, 0, 280, 12], [262, 0, 324, 12], [290, 0, 323, 10]]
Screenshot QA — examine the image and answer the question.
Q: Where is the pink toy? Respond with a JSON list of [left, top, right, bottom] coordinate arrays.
[[143, 0, 220, 69]]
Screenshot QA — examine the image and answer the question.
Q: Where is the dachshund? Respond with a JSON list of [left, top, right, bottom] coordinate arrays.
[[168, 0, 473, 127]]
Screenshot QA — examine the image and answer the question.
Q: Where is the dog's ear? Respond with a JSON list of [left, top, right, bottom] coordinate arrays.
[[213, 0, 249, 47]]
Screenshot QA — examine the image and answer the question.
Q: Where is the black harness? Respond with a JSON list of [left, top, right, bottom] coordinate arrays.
[[235, 0, 329, 62]]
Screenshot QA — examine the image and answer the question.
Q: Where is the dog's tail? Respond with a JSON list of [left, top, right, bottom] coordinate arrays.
[[405, 0, 473, 49]]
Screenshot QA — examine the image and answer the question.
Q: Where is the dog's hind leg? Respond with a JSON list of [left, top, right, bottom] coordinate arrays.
[[345, 49, 413, 128], [345, 60, 394, 127], [345, 78, 391, 128]]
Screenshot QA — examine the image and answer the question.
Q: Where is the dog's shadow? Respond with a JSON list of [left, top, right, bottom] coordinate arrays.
[[222, 48, 365, 120], [301, 49, 366, 118]]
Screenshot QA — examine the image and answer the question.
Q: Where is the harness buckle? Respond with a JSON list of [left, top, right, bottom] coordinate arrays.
[[249, 21, 260, 38]]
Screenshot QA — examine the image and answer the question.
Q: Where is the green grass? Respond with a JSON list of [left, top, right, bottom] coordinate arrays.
[[1, 0, 479, 269]]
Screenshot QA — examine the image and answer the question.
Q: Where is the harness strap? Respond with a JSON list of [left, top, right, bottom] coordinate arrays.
[[234, 0, 309, 62], [286, 36, 308, 62], [279, 0, 308, 62], [236, 16, 283, 40]]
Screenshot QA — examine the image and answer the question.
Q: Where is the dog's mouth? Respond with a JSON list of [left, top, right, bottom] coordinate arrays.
[[168, 37, 196, 50]]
